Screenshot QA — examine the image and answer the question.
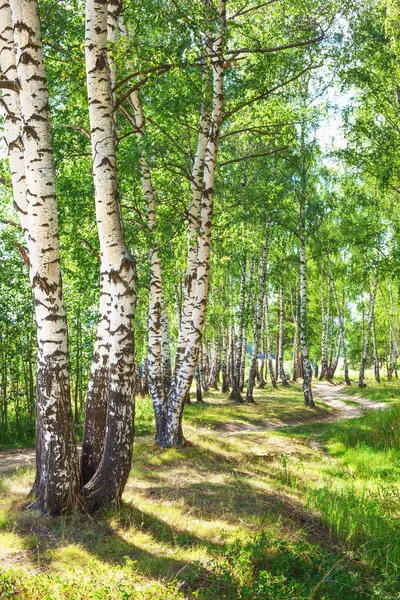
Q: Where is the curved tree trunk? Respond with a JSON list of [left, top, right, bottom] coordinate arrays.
[[6, 0, 80, 514], [163, 0, 226, 447], [82, 0, 136, 511]]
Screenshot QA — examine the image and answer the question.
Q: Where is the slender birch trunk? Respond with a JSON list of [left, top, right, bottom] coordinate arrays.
[[291, 283, 300, 382], [259, 311, 267, 388], [82, 0, 136, 511], [200, 342, 209, 391], [327, 256, 351, 385], [229, 257, 246, 402], [163, 0, 226, 446], [161, 301, 172, 395], [299, 209, 314, 407], [319, 263, 329, 380], [116, 14, 167, 444], [6, 0, 79, 514], [373, 314, 380, 383], [265, 297, 278, 388], [221, 332, 230, 393], [240, 331, 247, 392], [195, 362, 204, 403], [174, 101, 211, 374], [358, 259, 379, 388], [208, 337, 220, 390], [246, 224, 270, 402], [278, 268, 288, 387]]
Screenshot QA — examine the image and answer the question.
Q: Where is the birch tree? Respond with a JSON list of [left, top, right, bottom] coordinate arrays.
[[82, 0, 136, 511], [1, 0, 80, 514]]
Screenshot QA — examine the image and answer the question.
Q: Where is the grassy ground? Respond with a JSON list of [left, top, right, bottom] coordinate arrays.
[[343, 376, 400, 404], [1, 381, 400, 599]]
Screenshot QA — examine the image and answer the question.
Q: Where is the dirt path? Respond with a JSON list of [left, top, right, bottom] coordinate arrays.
[[205, 381, 388, 437], [313, 382, 387, 418], [0, 383, 388, 472]]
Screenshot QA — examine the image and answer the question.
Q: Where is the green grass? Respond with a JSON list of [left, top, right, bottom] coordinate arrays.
[[1, 382, 400, 598], [183, 383, 332, 431], [343, 377, 400, 404]]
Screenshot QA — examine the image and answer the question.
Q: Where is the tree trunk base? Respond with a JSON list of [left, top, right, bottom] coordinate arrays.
[[228, 389, 244, 403]]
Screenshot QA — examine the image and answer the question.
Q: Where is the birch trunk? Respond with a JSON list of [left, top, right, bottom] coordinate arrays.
[[292, 284, 300, 382], [161, 301, 172, 395], [7, 0, 80, 514], [208, 337, 220, 390], [278, 268, 288, 387], [373, 315, 380, 383], [246, 224, 270, 402], [82, 0, 136, 511], [327, 256, 351, 385], [229, 257, 246, 402], [358, 260, 379, 388], [240, 331, 247, 392], [174, 101, 210, 374], [319, 263, 329, 380], [221, 332, 230, 393], [299, 213, 314, 407], [265, 297, 278, 388], [200, 343, 209, 391], [259, 311, 267, 388], [81, 0, 123, 489], [195, 362, 204, 403], [163, 0, 226, 446]]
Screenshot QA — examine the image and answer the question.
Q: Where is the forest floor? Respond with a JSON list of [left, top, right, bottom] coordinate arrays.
[[0, 380, 385, 470], [0, 378, 400, 599]]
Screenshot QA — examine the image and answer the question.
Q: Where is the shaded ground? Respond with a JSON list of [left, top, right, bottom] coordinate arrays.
[[0, 380, 399, 598]]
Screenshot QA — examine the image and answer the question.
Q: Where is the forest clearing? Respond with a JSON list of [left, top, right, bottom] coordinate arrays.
[[1, 378, 400, 599], [1, 0, 400, 597]]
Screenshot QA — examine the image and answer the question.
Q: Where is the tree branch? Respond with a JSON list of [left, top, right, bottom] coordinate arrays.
[[224, 62, 321, 119], [228, 0, 280, 20], [224, 32, 325, 58], [15, 242, 29, 267], [219, 145, 289, 167], [62, 124, 91, 140], [80, 239, 100, 261]]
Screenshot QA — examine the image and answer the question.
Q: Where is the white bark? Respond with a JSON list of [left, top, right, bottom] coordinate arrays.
[[265, 296, 277, 388], [358, 258, 379, 388], [8, 0, 79, 514], [278, 266, 288, 387], [82, 0, 136, 511], [164, 0, 226, 446], [246, 224, 270, 401], [299, 219, 314, 407], [0, 3, 27, 237], [327, 255, 350, 385]]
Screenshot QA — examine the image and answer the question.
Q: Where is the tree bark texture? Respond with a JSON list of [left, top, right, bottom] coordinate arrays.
[[82, 0, 136, 511], [7, 0, 80, 514]]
